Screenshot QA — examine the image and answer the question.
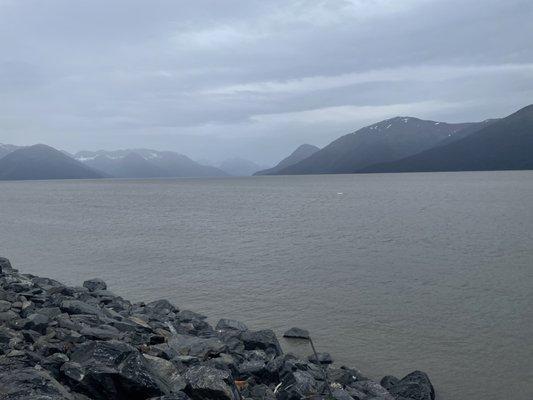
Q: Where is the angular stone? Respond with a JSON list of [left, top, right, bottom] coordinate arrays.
[[283, 327, 310, 340], [0, 367, 74, 399], [241, 330, 282, 356], [388, 371, 435, 400], [215, 319, 248, 332], [60, 300, 101, 316], [276, 370, 321, 400], [82, 278, 107, 292], [380, 375, 399, 390], [184, 365, 237, 400]]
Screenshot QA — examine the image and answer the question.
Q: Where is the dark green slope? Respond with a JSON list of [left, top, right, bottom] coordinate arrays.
[[360, 105, 533, 173], [276, 118, 481, 175]]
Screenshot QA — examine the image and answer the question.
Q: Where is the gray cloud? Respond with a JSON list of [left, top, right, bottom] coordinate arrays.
[[0, 0, 532, 164]]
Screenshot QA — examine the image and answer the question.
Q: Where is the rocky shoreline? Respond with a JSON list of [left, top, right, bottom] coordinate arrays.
[[0, 257, 435, 400]]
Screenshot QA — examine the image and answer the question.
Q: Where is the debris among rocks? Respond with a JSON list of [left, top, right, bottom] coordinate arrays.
[[0, 257, 435, 400]]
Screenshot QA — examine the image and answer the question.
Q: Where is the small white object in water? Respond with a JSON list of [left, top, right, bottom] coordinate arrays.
[[337, 192, 343, 195]]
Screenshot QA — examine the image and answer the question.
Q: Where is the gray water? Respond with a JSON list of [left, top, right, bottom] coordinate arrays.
[[1, 172, 532, 399]]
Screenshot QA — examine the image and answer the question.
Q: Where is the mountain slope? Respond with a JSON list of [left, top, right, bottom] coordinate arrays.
[[0, 144, 104, 181], [217, 158, 268, 176], [254, 144, 320, 175], [275, 118, 487, 175], [75, 149, 228, 178], [360, 105, 533, 173], [0, 144, 21, 159]]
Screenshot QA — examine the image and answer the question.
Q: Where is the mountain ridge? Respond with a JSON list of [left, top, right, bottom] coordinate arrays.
[[254, 144, 320, 175]]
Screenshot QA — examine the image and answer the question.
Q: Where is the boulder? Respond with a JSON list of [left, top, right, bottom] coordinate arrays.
[[144, 299, 178, 316], [241, 330, 282, 357], [0, 300, 11, 312], [216, 319, 248, 332], [276, 370, 322, 400], [60, 300, 101, 316], [283, 327, 310, 340], [380, 375, 399, 390], [0, 367, 74, 399], [82, 278, 107, 292], [168, 334, 227, 359], [184, 365, 238, 400], [388, 371, 435, 400], [0, 257, 12, 274]]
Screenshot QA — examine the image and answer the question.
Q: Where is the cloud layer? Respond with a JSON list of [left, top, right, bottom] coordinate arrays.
[[0, 0, 532, 163]]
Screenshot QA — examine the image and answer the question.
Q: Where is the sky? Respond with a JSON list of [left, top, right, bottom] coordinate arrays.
[[0, 0, 532, 164]]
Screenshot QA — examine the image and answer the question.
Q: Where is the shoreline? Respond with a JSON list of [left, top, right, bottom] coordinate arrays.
[[0, 257, 435, 400]]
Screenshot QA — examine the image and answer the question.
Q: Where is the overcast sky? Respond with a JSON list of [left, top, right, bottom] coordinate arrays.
[[1, 0, 532, 164]]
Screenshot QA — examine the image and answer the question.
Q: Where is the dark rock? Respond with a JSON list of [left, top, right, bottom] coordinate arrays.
[[168, 334, 227, 359], [79, 325, 121, 340], [148, 392, 191, 400], [308, 352, 333, 365], [241, 330, 282, 357], [184, 365, 238, 400], [0, 257, 13, 274], [388, 371, 435, 400], [82, 278, 107, 292], [216, 318, 248, 332], [283, 327, 310, 340], [380, 375, 400, 390], [348, 380, 393, 400], [0, 310, 19, 323], [332, 388, 356, 400], [276, 370, 322, 400], [142, 354, 187, 394], [60, 300, 101, 316], [145, 299, 178, 315], [244, 383, 276, 400], [179, 310, 208, 322], [16, 313, 50, 334], [0, 300, 11, 312], [0, 367, 74, 399]]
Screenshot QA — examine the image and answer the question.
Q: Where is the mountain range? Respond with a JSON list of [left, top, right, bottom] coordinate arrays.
[[73, 149, 227, 178], [0, 104, 531, 181], [0, 144, 104, 181]]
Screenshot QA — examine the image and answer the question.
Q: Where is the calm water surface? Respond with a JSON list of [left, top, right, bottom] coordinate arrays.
[[1, 172, 532, 400]]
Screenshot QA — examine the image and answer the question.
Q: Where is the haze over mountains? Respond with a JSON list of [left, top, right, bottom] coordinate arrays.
[[74, 149, 227, 178], [0, 104, 531, 181]]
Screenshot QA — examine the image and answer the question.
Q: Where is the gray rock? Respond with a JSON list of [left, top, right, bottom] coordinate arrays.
[[82, 278, 107, 292], [0, 300, 11, 312], [60, 300, 101, 316], [168, 334, 227, 359], [276, 370, 322, 400], [380, 375, 399, 390], [142, 354, 187, 394], [0, 310, 19, 322], [283, 327, 310, 340], [0, 257, 13, 274], [184, 365, 238, 400], [216, 318, 248, 332], [388, 371, 435, 400], [145, 299, 178, 315], [241, 330, 282, 356], [0, 367, 74, 399]]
